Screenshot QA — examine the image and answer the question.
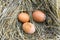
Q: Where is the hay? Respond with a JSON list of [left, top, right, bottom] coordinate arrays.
[[0, 0, 60, 40]]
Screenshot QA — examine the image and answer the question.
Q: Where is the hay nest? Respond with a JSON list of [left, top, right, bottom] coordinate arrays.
[[0, 0, 60, 40]]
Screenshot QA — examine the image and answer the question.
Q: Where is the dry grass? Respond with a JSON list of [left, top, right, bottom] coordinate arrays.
[[0, 0, 60, 40]]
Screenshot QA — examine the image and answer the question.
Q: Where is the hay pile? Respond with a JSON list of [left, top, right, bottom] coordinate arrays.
[[0, 0, 60, 40]]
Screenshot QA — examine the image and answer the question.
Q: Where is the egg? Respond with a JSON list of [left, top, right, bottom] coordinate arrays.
[[22, 22, 35, 34], [32, 10, 46, 22], [18, 12, 30, 23]]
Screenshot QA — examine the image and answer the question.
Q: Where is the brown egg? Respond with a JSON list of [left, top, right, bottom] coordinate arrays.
[[32, 10, 46, 22], [18, 12, 30, 23], [22, 22, 35, 34]]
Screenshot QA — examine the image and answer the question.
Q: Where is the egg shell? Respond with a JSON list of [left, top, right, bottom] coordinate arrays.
[[32, 10, 46, 22], [22, 22, 35, 34], [18, 12, 30, 23]]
